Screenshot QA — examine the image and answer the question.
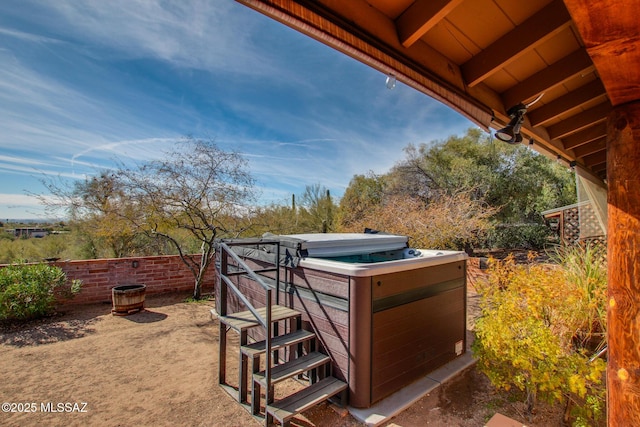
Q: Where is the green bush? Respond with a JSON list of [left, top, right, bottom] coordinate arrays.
[[472, 245, 607, 425], [0, 263, 82, 321]]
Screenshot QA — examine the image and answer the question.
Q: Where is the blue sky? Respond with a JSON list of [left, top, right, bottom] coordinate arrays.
[[0, 0, 475, 220]]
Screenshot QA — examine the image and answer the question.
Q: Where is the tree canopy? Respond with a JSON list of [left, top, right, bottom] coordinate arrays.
[[39, 137, 256, 299], [118, 137, 256, 298], [337, 172, 386, 230], [26, 129, 578, 269], [338, 128, 576, 250]]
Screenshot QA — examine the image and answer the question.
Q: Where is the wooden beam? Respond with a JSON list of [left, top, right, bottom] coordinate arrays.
[[502, 49, 594, 108], [528, 79, 607, 127], [572, 136, 606, 158], [396, 0, 463, 48], [563, 0, 640, 106], [462, 0, 572, 87], [562, 122, 607, 149], [606, 100, 640, 426], [547, 102, 611, 139], [582, 150, 606, 167]]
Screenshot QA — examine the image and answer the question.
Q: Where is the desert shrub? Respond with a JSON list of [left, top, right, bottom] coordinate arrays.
[[472, 245, 607, 426], [484, 223, 553, 250], [339, 191, 498, 250], [0, 263, 82, 321], [0, 238, 41, 264], [551, 243, 607, 348]]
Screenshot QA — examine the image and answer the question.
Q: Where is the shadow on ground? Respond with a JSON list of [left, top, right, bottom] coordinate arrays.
[[0, 292, 209, 347], [0, 316, 100, 347], [121, 309, 168, 323]]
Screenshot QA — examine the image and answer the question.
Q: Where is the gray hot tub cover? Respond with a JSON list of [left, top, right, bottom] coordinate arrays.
[[218, 232, 409, 268]]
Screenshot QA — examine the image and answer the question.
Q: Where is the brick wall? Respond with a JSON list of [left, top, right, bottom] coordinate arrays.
[[3, 255, 485, 307], [49, 255, 216, 305]]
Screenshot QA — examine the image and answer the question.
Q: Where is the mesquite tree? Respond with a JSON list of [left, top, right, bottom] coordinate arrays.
[[117, 137, 256, 299], [40, 137, 256, 299], [38, 170, 143, 259]]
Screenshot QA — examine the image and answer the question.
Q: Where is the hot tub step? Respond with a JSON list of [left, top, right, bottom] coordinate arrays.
[[216, 305, 301, 332], [266, 377, 347, 426], [253, 351, 330, 387], [241, 329, 315, 358]]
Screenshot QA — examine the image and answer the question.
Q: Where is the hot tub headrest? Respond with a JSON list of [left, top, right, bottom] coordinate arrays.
[[402, 248, 422, 258]]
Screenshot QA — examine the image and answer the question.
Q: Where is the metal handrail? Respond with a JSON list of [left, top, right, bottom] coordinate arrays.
[[220, 241, 278, 289], [217, 240, 282, 424], [219, 274, 268, 327]]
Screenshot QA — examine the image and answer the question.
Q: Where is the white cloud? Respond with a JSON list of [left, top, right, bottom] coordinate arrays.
[[0, 193, 61, 220], [70, 138, 177, 163], [20, 0, 276, 76], [0, 27, 65, 44], [0, 0, 476, 220], [0, 193, 47, 206], [0, 155, 53, 167]]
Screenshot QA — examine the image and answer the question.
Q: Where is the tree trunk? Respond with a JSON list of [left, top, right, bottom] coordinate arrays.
[[193, 276, 202, 300], [192, 243, 215, 300], [193, 263, 205, 300], [525, 388, 536, 417]]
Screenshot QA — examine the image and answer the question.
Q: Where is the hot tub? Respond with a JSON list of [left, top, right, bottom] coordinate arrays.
[[221, 233, 468, 408]]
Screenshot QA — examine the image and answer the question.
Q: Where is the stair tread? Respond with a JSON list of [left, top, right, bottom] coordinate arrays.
[[241, 329, 315, 357], [267, 377, 347, 424], [254, 352, 330, 386], [216, 305, 301, 332]]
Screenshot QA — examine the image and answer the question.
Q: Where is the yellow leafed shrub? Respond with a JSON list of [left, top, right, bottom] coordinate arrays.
[[472, 244, 606, 426]]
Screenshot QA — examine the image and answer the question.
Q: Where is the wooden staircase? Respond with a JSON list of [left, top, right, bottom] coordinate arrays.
[[215, 240, 347, 426]]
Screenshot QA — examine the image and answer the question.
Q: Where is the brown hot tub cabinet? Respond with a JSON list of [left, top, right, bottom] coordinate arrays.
[[220, 233, 467, 409]]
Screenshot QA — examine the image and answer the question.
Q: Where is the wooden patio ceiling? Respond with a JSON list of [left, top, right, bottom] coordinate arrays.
[[237, 0, 640, 187]]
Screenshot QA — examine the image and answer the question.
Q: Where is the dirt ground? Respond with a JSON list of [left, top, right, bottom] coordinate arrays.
[[0, 292, 564, 427]]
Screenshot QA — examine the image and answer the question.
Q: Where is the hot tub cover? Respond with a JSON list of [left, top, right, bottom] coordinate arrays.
[[218, 232, 410, 268], [284, 233, 408, 257]]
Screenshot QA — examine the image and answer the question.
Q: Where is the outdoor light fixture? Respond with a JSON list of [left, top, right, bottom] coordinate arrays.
[[495, 103, 527, 144], [385, 73, 396, 90], [495, 93, 545, 145]]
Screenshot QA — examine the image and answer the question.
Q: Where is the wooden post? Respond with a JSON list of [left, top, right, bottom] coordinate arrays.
[[607, 100, 640, 425]]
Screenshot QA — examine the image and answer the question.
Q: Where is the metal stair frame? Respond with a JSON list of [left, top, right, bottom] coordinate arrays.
[[242, 329, 317, 415], [217, 240, 283, 416], [216, 239, 347, 426]]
